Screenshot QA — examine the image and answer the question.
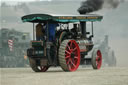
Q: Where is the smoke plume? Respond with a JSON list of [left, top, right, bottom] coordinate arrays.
[[78, 0, 123, 14], [78, 0, 104, 14]]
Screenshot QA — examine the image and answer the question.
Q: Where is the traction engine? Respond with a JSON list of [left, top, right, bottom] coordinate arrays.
[[21, 14, 103, 72]]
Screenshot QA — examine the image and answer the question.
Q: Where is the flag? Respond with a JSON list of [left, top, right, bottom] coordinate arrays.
[[8, 39, 13, 51]]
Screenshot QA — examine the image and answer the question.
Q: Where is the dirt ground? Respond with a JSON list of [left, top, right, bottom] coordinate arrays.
[[0, 67, 128, 85]]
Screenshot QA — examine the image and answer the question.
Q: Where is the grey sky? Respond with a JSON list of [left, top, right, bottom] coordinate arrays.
[[1, 0, 52, 2]]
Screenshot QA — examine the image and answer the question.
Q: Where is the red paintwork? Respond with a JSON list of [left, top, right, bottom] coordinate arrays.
[[65, 40, 80, 71], [96, 50, 102, 69]]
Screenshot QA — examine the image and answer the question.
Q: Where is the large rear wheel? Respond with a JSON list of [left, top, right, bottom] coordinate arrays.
[[91, 49, 102, 69], [29, 58, 49, 72], [59, 40, 80, 72]]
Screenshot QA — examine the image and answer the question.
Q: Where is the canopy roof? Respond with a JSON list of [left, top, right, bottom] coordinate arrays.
[[21, 14, 103, 23]]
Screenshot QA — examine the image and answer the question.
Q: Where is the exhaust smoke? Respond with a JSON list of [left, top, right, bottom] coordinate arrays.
[[78, 0, 123, 14], [78, 0, 104, 14]]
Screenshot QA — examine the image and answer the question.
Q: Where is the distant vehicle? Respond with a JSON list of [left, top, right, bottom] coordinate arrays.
[[94, 35, 116, 66], [0, 28, 30, 67], [21, 13, 103, 72]]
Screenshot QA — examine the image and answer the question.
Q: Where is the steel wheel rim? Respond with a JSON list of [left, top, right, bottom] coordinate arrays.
[[96, 50, 102, 69], [65, 40, 80, 71]]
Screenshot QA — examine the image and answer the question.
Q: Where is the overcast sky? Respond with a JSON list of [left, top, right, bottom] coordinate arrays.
[[2, 0, 35, 1], [0, 0, 53, 5], [1, 0, 52, 2]]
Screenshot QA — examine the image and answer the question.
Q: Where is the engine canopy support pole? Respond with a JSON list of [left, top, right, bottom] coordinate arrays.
[[80, 22, 86, 38], [91, 21, 94, 37], [33, 23, 35, 40], [46, 21, 49, 41]]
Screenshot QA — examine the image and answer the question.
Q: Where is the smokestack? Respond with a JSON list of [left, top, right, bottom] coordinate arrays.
[[78, 0, 104, 14], [80, 22, 87, 38]]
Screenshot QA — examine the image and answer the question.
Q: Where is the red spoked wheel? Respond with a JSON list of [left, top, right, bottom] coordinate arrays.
[[91, 49, 102, 69], [59, 40, 80, 72], [29, 58, 49, 72]]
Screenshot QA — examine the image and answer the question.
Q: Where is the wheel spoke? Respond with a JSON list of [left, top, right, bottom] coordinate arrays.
[[40, 66, 49, 72], [70, 41, 73, 48], [41, 67, 46, 71], [73, 47, 77, 52], [65, 55, 70, 59], [74, 56, 78, 59], [66, 58, 71, 64], [67, 44, 71, 50], [65, 50, 71, 55], [71, 60, 76, 68]]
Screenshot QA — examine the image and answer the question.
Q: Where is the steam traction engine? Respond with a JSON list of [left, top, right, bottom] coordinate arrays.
[[21, 14, 103, 72]]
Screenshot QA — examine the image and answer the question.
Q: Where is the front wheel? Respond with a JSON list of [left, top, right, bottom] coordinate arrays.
[[59, 40, 81, 72], [91, 49, 102, 69]]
